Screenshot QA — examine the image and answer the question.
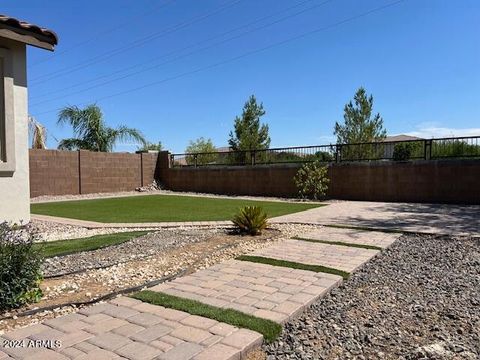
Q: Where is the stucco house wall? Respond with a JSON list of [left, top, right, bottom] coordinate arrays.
[[0, 38, 29, 223]]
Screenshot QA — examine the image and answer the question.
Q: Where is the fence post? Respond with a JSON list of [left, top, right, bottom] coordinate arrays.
[[251, 151, 256, 166], [335, 145, 341, 163], [424, 140, 432, 160], [194, 154, 198, 168]]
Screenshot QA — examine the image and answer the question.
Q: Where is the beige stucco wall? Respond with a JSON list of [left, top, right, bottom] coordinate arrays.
[[0, 38, 30, 223]]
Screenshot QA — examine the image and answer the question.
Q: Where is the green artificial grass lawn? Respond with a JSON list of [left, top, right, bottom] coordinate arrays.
[[35, 231, 149, 258], [236, 255, 350, 280], [292, 236, 383, 251], [131, 290, 282, 343], [31, 195, 323, 223]]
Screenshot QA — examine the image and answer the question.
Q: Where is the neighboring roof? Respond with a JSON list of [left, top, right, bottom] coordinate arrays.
[[0, 14, 58, 50], [215, 146, 232, 152], [384, 134, 423, 142]]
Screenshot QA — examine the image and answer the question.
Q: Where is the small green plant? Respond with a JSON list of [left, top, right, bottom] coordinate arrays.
[[0, 222, 44, 310], [294, 161, 330, 200], [393, 143, 413, 161], [232, 206, 268, 235]]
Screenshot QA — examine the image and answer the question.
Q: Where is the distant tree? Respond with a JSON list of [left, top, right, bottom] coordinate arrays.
[[138, 141, 163, 152], [185, 137, 217, 165], [334, 87, 387, 160], [57, 104, 146, 152], [28, 116, 47, 149], [228, 95, 270, 152]]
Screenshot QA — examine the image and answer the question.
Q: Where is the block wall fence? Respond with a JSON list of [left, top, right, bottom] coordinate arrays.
[[29, 149, 480, 204], [29, 149, 160, 197]]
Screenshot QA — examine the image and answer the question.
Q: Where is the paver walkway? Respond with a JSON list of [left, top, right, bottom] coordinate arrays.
[[1, 222, 403, 359], [271, 200, 480, 235], [299, 226, 399, 249], [151, 259, 342, 324], [0, 297, 262, 360], [250, 239, 380, 273]]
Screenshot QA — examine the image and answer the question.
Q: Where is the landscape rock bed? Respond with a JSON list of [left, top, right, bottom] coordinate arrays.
[[264, 234, 480, 359], [43, 228, 219, 277], [31, 219, 160, 242]]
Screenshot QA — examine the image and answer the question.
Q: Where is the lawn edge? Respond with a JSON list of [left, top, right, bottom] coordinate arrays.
[[236, 255, 349, 280], [31, 195, 324, 223], [131, 290, 282, 343], [37, 231, 150, 258], [292, 236, 383, 250]]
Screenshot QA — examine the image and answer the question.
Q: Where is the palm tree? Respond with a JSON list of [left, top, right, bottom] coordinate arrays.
[[28, 116, 47, 149], [57, 104, 146, 152]]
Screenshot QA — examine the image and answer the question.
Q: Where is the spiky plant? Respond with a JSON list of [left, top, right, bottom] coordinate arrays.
[[57, 104, 146, 152], [28, 116, 47, 149], [232, 206, 268, 235]]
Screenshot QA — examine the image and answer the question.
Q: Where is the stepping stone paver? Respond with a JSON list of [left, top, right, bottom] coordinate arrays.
[[251, 239, 380, 273], [300, 226, 400, 248], [150, 259, 342, 324], [0, 297, 262, 360]]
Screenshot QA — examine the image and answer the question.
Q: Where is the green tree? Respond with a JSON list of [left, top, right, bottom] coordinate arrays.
[[228, 95, 270, 164], [57, 104, 146, 152], [138, 141, 163, 152], [228, 95, 270, 152], [185, 137, 217, 165], [334, 87, 387, 160]]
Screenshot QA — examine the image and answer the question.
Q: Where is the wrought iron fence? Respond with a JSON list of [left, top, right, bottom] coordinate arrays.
[[170, 136, 480, 167]]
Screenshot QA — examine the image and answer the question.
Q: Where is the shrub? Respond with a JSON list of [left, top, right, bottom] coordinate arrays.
[[294, 161, 330, 200], [232, 206, 268, 235], [392, 143, 413, 161], [393, 141, 425, 161], [0, 222, 43, 310]]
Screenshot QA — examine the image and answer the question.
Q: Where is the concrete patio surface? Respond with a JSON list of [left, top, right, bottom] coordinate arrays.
[[271, 200, 480, 235]]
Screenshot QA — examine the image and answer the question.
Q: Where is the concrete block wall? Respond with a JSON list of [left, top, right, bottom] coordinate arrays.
[[29, 149, 159, 197], [29, 150, 480, 204], [29, 149, 79, 197], [158, 153, 480, 204]]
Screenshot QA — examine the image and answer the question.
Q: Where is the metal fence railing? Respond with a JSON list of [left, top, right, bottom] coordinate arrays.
[[170, 136, 480, 167]]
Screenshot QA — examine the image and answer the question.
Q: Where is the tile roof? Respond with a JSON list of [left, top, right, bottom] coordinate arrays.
[[0, 14, 58, 46]]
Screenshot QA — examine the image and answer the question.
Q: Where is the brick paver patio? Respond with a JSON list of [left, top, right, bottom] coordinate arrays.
[[299, 226, 400, 249], [251, 239, 380, 273], [0, 297, 262, 360], [151, 259, 343, 324]]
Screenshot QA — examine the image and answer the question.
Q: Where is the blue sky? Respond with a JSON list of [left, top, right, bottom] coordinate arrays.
[[4, 0, 480, 152]]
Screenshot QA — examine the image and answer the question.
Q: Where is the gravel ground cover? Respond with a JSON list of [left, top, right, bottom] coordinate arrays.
[[31, 219, 159, 242], [42, 228, 217, 277], [263, 234, 480, 359]]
